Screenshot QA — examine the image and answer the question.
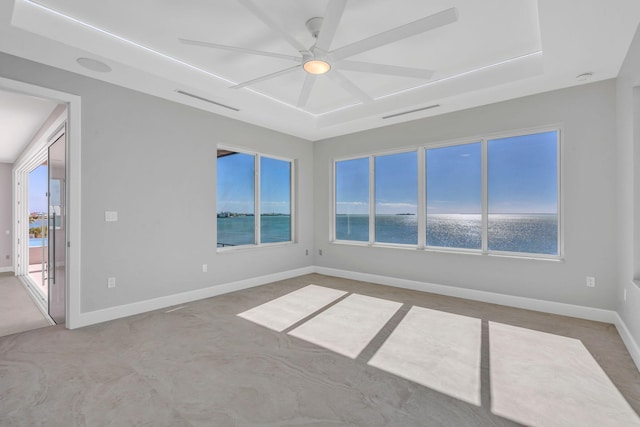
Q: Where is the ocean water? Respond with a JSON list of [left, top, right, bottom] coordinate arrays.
[[336, 213, 558, 255], [218, 214, 558, 255], [29, 237, 47, 248], [217, 215, 291, 247]]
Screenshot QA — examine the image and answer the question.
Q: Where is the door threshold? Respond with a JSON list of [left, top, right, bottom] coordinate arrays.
[[17, 275, 55, 325]]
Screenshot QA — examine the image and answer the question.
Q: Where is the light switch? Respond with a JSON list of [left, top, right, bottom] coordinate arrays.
[[105, 211, 118, 222]]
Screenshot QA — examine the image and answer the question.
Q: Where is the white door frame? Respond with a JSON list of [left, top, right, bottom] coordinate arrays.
[[2, 76, 82, 329]]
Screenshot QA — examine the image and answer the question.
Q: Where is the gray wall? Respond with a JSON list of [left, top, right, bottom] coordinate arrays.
[[0, 48, 629, 319], [315, 80, 618, 310], [0, 162, 11, 269], [616, 25, 640, 343], [0, 52, 314, 313]]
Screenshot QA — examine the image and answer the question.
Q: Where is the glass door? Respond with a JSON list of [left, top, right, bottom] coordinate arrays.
[[27, 162, 48, 299], [48, 132, 66, 324]]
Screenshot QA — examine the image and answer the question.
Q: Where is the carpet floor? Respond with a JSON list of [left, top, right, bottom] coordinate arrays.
[[1, 273, 638, 426], [0, 272, 50, 338]]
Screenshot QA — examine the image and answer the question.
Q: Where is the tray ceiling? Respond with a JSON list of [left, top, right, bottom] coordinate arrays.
[[1, 0, 639, 140]]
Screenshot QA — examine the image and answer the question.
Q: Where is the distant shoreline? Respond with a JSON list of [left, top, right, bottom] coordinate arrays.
[[217, 213, 289, 218]]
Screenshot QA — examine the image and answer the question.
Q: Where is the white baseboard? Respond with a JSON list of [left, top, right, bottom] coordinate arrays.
[[614, 313, 640, 371], [74, 266, 315, 329], [314, 266, 617, 324], [0, 266, 14, 273], [70, 264, 639, 372]]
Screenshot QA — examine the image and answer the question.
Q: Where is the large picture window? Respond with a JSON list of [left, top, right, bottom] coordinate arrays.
[[375, 151, 418, 245], [426, 142, 482, 250], [487, 131, 559, 255], [217, 149, 293, 249], [333, 129, 560, 258]]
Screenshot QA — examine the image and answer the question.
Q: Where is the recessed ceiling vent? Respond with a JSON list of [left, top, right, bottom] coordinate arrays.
[[382, 104, 440, 119], [176, 90, 240, 111]]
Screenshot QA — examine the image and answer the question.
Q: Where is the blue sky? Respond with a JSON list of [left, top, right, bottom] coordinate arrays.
[[336, 157, 369, 215], [217, 153, 291, 214], [488, 131, 558, 214], [427, 142, 481, 214], [336, 131, 558, 215], [375, 151, 417, 214], [29, 165, 48, 213]]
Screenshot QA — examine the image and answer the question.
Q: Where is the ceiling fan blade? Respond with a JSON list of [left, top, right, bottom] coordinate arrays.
[[297, 74, 317, 108], [231, 65, 301, 89], [315, 0, 347, 52], [179, 39, 301, 62], [237, 0, 309, 54], [337, 60, 434, 79], [331, 7, 458, 61], [327, 70, 373, 104]]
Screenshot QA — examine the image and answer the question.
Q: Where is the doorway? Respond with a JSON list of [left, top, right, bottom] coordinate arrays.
[[2, 76, 81, 329], [16, 124, 67, 324]]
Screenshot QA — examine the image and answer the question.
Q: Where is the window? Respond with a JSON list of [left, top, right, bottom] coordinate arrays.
[[335, 157, 369, 242], [487, 131, 559, 255], [426, 143, 482, 250], [375, 151, 418, 245], [334, 151, 418, 246], [333, 129, 560, 258], [260, 156, 292, 243], [217, 149, 293, 248]]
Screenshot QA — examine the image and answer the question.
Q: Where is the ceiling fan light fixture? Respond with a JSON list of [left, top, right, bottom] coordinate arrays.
[[303, 59, 331, 75]]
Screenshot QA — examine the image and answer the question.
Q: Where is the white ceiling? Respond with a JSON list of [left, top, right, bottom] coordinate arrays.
[[0, 88, 57, 163], [0, 0, 639, 141]]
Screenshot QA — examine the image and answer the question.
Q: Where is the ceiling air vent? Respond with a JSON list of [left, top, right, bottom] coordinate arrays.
[[382, 104, 440, 120], [176, 90, 240, 112]]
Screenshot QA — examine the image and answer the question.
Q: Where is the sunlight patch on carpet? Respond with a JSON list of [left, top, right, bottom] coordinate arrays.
[[237, 285, 346, 332], [368, 306, 482, 405], [489, 322, 640, 427], [288, 294, 401, 359]]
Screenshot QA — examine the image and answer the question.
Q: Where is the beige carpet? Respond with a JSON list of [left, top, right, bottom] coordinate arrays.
[[490, 321, 640, 426], [238, 284, 346, 331], [2, 273, 639, 426], [0, 272, 50, 337], [240, 281, 640, 426], [288, 293, 402, 358], [369, 306, 482, 406]]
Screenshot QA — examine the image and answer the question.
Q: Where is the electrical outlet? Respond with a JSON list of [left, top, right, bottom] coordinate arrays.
[[107, 277, 116, 288], [202, 264, 207, 273], [305, 249, 309, 256], [319, 249, 323, 256], [586, 276, 596, 288]]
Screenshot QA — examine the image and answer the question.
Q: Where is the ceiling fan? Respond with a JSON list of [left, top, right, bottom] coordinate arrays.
[[179, 0, 458, 108]]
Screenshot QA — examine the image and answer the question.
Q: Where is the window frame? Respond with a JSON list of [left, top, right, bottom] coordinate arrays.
[[217, 145, 295, 252], [331, 126, 563, 260], [332, 147, 421, 249]]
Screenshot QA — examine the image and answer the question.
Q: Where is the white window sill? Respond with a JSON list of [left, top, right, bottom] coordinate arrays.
[[217, 241, 297, 254], [331, 240, 563, 262]]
